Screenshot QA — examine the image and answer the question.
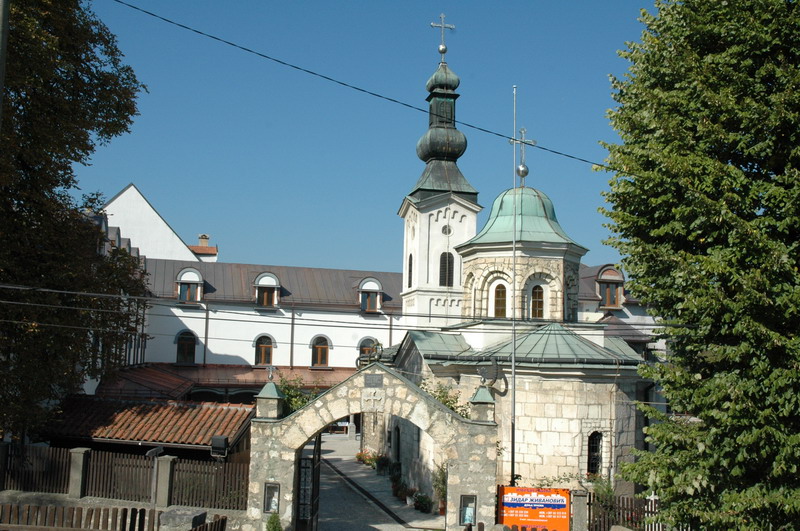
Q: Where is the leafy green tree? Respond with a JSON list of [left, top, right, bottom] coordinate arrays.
[[277, 375, 319, 414], [603, 0, 800, 527], [0, 0, 146, 439]]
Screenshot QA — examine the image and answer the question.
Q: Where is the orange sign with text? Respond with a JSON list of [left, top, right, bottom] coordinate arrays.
[[498, 486, 570, 531]]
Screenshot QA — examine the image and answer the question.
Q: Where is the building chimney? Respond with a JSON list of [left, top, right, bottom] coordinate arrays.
[[198, 234, 210, 247]]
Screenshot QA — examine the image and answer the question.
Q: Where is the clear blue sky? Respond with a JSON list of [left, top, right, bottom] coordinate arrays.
[[76, 1, 651, 273]]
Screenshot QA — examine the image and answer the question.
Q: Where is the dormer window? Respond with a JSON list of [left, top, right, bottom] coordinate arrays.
[[177, 269, 203, 302], [359, 278, 382, 313], [255, 273, 280, 308], [597, 267, 624, 309]]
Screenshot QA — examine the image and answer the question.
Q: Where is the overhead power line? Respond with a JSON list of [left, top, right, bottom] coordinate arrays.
[[109, 0, 622, 175]]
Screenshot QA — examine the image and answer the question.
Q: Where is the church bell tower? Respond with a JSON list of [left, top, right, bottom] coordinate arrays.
[[398, 16, 481, 327]]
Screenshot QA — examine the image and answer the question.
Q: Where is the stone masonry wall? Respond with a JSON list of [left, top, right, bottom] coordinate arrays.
[[248, 364, 497, 531]]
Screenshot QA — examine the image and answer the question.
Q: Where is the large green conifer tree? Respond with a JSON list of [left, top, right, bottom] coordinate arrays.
[[604, 1, 800, 527]]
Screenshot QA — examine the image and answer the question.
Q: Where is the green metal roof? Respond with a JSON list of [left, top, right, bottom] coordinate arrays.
[[483, 323, 641, 365], [407, 323, 641, 370], [460, 187, 585, 249], [408, 330, 474, 357]]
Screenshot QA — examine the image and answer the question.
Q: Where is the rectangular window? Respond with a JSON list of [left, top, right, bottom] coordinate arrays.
[[361, 291, 379, 312], [256, 344, 272, 365], [599, 282, 621, 308], [313, 345, 328, 367], [257, 286, 276, 307], [179, 283, 198, 302]]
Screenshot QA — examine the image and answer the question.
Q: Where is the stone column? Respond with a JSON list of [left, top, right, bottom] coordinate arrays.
[[68, 447, 90, 499], [469, 386, 495, 423], [572, 489, 589, 531], [255, 382, 286, 419], [156, 455, 177, 507], [347, 414, 357, 440]]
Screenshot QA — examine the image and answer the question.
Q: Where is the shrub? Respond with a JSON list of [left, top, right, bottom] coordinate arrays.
[[266, 512, 281, 531], [413, 492, 433, 513]]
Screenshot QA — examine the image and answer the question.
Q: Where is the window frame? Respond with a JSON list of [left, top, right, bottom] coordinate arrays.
[[439, 252, 454, 287], [177, 269, 203, 303], [588, 431, 603, 476], [176, 330, 197, 365], [312, 337, 329, 367], [255, 273, 281, 308], [531, 285, 545, 319], [493, 283, 507, 318], [255, 336, 273, 366]]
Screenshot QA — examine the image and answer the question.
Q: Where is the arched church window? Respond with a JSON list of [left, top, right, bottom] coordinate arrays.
[[312, 337, 329, 367], [531, 285, 544, 319], [359, 338, 376, 358], [588, 431, 603, 476], [176, 331, 196, 364], [407, 255, 413, 288], [494, 284, 507, 318], [439, 252, 454, 287], [255, 336, 273, 366]]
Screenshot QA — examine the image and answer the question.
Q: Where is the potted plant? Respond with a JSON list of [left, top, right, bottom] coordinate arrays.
[[397, 481, 408, 501], [432, 462, 447, 515], [413, 492, 433, 513], [405, 487, 418, 506]]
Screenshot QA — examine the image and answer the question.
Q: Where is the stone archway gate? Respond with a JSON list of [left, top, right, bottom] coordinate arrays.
[[246, 363, 498, 530]]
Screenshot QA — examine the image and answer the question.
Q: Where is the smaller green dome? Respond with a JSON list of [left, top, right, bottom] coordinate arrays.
[[464, 187, 584, 247], [426, 63, 460, 92]]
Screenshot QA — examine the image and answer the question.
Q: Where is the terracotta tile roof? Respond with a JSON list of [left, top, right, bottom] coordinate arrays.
[[188, 245, 218, 255], [46, 396, 254, 448], [96, 365, 194, 399], [156, 364, 356, 389], [95, 364, 356, 400]]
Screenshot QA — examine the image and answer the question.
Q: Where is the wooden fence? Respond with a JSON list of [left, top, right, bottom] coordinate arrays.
[[0, 504, 160, 530], [85, 451, 152, 504], [2, 447, 69, 495], [589, 493, 664, 531], [172, 460, 248, 511]]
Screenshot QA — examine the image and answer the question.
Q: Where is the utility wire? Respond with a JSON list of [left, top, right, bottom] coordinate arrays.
[[109, 0, 624, 175]]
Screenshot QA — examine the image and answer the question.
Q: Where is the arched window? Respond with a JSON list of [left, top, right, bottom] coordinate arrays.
[[255, 273, 280, 308], [359, 338, 376, 358], [359, 278, 382, 313], [176, 331, 196, 364], [255, 336, 273, 365], [439, 252, 454, 287], [494, 284, 507, 318], [588, 432, 603, 475], [407, 255, 413, 288], [177, 269, 202, 302], [531, 285, 544, 319], [312, 337, 329, 367]]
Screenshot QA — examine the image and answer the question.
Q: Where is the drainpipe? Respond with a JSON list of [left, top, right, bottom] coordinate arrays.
[[203, 303, 210, 366], [290, 305, 295, 369]]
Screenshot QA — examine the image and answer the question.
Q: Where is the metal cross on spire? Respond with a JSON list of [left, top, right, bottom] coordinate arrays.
[[510, 86, 537, 188], [430, 13, 455, 62]]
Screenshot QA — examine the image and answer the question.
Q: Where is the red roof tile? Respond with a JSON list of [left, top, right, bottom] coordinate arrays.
[[188, 245, 218, 255], [47, 396, 254, 448]]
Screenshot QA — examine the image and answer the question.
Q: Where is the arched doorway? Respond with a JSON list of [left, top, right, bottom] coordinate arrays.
[[247, 363, 498, 530]]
